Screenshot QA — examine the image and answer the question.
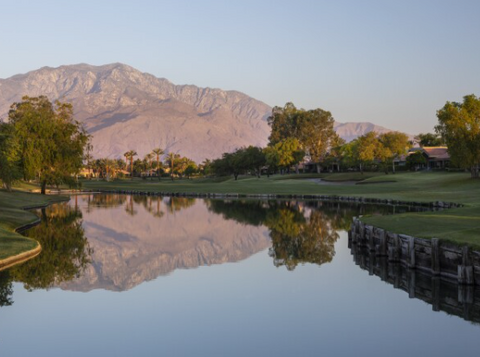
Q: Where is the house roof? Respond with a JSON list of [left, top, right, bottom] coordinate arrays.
[[422, 146, 450, 160], [407, 146, 450, 160]]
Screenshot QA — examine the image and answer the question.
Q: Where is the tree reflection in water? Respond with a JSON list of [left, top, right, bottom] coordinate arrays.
[[10, 203, 93, 291], [0, 270, 13, 307], [84, 194, 198, 218], [207, 200, 353, 270], [207, 199, 407, 270]]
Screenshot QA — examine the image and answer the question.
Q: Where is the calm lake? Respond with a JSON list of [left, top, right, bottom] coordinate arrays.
[[0, 194, 478, 356]]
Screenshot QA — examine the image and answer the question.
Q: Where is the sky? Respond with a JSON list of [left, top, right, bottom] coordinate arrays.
[[1, 0, 479, 134]]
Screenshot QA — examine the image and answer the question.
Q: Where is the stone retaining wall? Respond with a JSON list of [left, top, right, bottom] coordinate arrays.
[[349, 217, 479, 286]]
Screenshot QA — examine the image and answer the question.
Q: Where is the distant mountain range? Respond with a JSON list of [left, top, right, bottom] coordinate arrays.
[[0, 63, 396, 162]]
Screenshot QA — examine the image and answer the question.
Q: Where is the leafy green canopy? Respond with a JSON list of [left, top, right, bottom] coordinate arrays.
[[436, 94, 480, 178], [267, 102, 338, 170], [8, 96, 89, 193]]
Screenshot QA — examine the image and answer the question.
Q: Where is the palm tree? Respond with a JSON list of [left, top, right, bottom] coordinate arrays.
[[145, 153, 154, 179], [166, 152, 178, 181], [152, 148, 164, 180], [124, 150, 137, 179]]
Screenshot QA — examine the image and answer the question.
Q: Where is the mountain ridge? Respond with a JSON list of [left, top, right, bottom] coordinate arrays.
[[0, 63, 399, 162]]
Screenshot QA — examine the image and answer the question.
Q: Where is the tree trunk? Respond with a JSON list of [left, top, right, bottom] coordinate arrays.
[[41, 180, 47, 195], [471, 165, 480, 178], [234, 173, 238, 180], [316, 163, 321, 174], [360, 163, 363, 175], [295, 164, 299, 174]]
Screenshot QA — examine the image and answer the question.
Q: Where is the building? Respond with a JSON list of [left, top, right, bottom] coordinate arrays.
[[408, 146, 450, 169]]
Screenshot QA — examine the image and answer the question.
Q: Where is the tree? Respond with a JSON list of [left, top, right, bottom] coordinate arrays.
[[436, 94, 480, 178], [8, 96, 89, 194], [270, 138, 304, 174], [324, 136, 346, 172], [243, 146, 266, 178], [165, 152, 181, 180], [299, 108, 338, 173], [124, 150, 137, 179], [145, 153, 154, 178], [377, 131, 410, 174], [263, 146, 280, 177], [406, 151, 427, 171], [415, 132, 444, 147], [0, 123, 22, 190], [152, 148, 164, 180], [200, 159, 213, 177], [268, 102, 302, 145], [211, 150, 246, 180], [355, 132, 378, 174], [267, 102, 339, 173]]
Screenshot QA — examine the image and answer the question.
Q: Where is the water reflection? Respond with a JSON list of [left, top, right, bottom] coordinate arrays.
[[350, 243, 480, 325], [0, 271, 13, 307], [207, 199, 417, 270], [5, 195, 423, 295], [59, 195, 272, 292], [13, 204, 92, 291]]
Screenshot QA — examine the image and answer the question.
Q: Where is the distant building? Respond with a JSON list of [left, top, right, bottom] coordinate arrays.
[[409, 146, 450, 169]]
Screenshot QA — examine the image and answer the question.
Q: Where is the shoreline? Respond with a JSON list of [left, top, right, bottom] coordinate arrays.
[[0, 195, 69, 270]]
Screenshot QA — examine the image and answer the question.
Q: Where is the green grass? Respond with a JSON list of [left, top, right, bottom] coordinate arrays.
[[0, 190, 68, 260], [80, 171, 480, 248]]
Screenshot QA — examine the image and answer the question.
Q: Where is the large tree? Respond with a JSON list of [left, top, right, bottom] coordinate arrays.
[[8, 96, 89, 194], [267, 102, 338, 173], [436, 94, 480, 178], [377, 131, 410, 174]]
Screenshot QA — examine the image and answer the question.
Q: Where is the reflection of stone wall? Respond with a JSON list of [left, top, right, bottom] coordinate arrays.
[[350, 243, 480, 324], [349, 218, 480, 286]]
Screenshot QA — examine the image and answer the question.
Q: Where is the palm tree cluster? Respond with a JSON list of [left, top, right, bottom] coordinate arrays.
[[84, 147, 209, 181]]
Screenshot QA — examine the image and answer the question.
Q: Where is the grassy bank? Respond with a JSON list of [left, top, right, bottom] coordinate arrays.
[[81, 171, 480, 248], [0, 190, 68, 261]]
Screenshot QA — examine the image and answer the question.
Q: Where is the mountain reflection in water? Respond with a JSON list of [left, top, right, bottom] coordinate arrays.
[[3, 195, 422, 297]]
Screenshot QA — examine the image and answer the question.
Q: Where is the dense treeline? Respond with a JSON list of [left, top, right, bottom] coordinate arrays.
[[209, 95, 480, 179], [209, 102, 411, 178]]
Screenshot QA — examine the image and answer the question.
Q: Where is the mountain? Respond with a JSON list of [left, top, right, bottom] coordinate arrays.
[[333, 121, 393, 142], [0, 63, 398, 161], [0, 63, 271, 162]]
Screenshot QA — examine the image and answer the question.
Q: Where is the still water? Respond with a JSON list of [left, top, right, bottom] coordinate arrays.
[[0, 195, 478, 356]]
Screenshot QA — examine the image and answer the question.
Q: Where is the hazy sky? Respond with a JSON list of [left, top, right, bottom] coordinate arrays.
[[1, 0, 479, 133]]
